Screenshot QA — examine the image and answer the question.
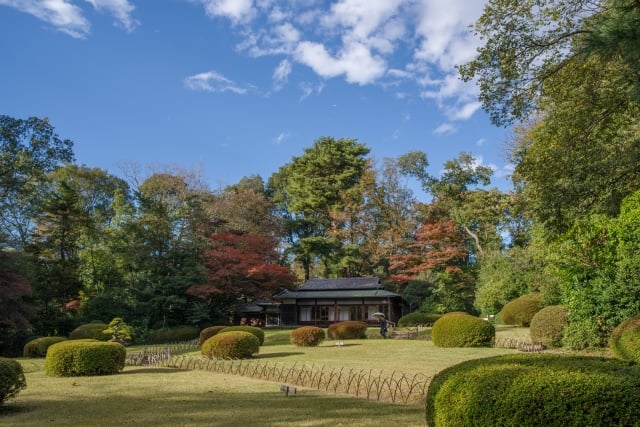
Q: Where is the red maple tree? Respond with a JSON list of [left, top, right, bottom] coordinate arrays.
[[187, 231, 299, 307]]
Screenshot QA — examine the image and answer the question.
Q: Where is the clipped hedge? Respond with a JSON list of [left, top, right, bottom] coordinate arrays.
[[219, 326, 265, 345], [199, 326, 230, 345], [431, 313, 494, 348], [23, 336, 68, 357], [0, 357, 26, 405], [426, 354, 640, 427], [201, 331, 260, 359], [45, 340, 126, 377], [609, 315, 640, 363], [499, 294, 543, 326], [69, 323, 110, 341], [529, 305, 568, 348], [398, 312, 442, 327], [147, 325, 199, 344], [290, 326, 325, 347], [327, 321, 369, 340]]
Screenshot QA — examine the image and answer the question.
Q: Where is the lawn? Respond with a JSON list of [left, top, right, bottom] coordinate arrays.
[[0, 326, 526, 426]]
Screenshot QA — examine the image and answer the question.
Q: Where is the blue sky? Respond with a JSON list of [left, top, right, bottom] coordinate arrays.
[[0, 0, 513, 200]]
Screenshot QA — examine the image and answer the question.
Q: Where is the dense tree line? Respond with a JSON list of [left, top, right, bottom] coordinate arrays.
[[2, 0, 638, 354]]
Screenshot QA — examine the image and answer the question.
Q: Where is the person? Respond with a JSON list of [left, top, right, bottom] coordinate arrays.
[[380, 316, 388, 339]]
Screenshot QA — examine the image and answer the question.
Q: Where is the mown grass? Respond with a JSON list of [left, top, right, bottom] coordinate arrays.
[[1, 326, 527, 426]]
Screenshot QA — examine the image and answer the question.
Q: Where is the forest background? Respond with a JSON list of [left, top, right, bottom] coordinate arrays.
[[1, 0, 639, 356]]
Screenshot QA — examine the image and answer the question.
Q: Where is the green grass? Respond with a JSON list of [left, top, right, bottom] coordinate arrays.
[[1, 326, 527, 426]]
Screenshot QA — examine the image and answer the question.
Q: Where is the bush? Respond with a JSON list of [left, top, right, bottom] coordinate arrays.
[[0, 358, 26, 405], [201, 331, 260, 359], [290, 326, 325, 347], [69, 323, 110, 341], [327, 321, 368, 340], [23, 336, 68, 357], [219, 326, 265, 345], [499, 294, 543, 326], [199, 326, 229, 345], [147, 325, 199, 344], [609, 315, 640, 363], [426, 354, 640, 427], [529, 305, 568, 348], [431, 313, 495, 347], [397, 312, 442, 327], [45, 340, 126, 376], [103, 318, 134, 344]]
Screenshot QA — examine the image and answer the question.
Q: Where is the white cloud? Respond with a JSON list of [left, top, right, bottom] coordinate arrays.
[[272, 59, 292, 91], [433, 122, 457, 135], [85, 0, 138, 32], [0, 0, 90, 38], [196, 0, 255, 24], [299, 81, 325, 100], [273, 132, 290, 144], [184, 71, 249, 94]]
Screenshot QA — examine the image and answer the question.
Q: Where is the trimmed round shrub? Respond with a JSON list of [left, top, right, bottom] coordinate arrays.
[[398, 312, 442, 327], [609, 315, 640, 363], [426, 354, 640, 427], [199, 326, 229, 345], [23, 336, 68, 357], [499, 294, 543, 326], [219, 326, 265, 345], [45, 340, 126, 376], [290, 326, 325, 347], [201, 331, 260, 359], [327, 321, 368, 340], [431, 313, 495, 347], [69, 323, 110, 341], [0, 358, 26, 405], [529, 305, 568, 348], [147, 325, 199, 344]]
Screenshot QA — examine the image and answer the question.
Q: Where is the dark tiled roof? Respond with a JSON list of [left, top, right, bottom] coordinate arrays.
[[299, 277, 382, 291], [275, 288, 400, 299]]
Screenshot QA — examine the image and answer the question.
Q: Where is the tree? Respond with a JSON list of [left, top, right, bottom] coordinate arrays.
[[187, 231, 299, 313], [0, 116, 74, 249], [0, 251, 36, 330]]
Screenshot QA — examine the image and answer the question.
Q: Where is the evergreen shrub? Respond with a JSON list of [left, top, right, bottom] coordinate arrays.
[[426, 354, 640, 427], [529, 305, 568, 348], [431, 313, 494, 347], [45, 339, 125, 376], [23, 336, 68, 357], [201, 331, 259, 359], [327, 321, 368, 339], [499, 294, 543, 326], [398, 312, 441, 327], [199, 326, 229, 345], [0, 357, 26, 405], [69, 323, 110, 341], [219, 326, 265, 345], [147, 325, 199, 344], [290, 326, 325, 347], [609, 315, 640, 363]]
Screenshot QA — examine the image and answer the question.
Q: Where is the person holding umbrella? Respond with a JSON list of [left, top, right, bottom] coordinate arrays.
[[373, 312, 388, 339]]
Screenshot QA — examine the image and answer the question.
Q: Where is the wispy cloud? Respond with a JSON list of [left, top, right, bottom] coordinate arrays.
[[273, 132, 290, 145], [191, 0, 487, 119], [433, 122, 457, 135], [272, 59, 292, 91], [85, 0, 138, 32], [184, 70, 250, 94], [0, 0, 91, 38], [299, 81, 325, 101]]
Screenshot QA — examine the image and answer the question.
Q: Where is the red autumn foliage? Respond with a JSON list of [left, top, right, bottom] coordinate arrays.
[[388, 219, 468, 285], [187, 231, 299, 304]]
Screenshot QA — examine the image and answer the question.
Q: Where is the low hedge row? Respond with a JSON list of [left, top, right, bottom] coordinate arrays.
[[0, 357, 26, 405], [397, 312, 442, 327], [201, 331, 260, 359], [327, 321, 368, 340], [45, 340, 126, 377], [69, 323, 110, 341], [290, 326, 325, 347], [426, 354, 640, 426], [199, 326, 230, 345], [219, 326, 265, 345], [23, 336, 68, 357], [431, 313, 494, 347], [147, 325, 200, 344]]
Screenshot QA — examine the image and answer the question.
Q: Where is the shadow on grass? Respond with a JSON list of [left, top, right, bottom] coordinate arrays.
[[254, 352, 305, 359], [120, 367, 190, 375]]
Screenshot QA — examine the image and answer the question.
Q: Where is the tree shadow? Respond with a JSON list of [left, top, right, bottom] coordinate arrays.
[[254, 352, 304, 359]]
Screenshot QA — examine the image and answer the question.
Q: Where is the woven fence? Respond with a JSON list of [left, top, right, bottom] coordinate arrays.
[[160, 356, 430, 405]]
